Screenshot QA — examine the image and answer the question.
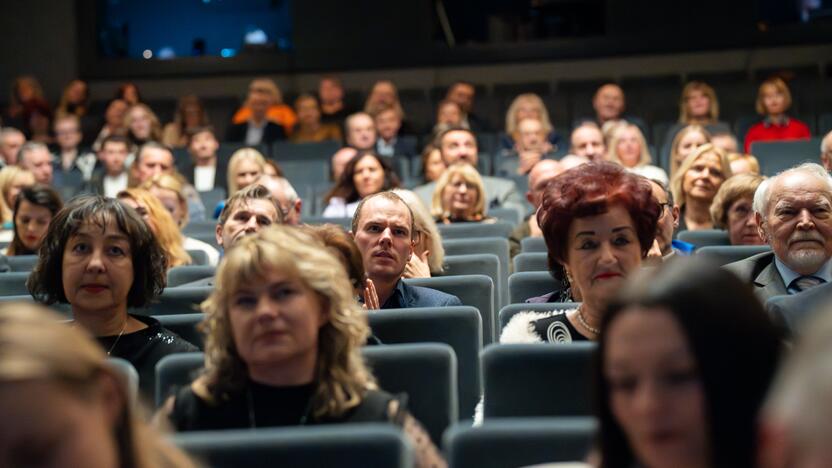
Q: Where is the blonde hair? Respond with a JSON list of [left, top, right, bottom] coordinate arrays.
[[392, 188, 445, 274], [123, 103, 163, 141], [670, 143, 733, 210], [118, 188, 191, 269], [0, 303, 196, 468], [431, 163, 487, 221], [606, 123, 652, 167], [756, 77, 793, 116], [0, 166, 35, 223], [140, 173, 190, 228], [679, 81, 720, 124], [505, 93, 553, 137], [197, 226, 377, 418], [227, 148, 266, 193], [670, 124, 712, 178], [710, 173, 765, 228], [248, 78, 283, 105], [727, 152, 761, 174]]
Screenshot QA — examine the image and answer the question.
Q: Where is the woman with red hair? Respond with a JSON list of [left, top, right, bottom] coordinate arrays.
[[501, 161, 660, 343]]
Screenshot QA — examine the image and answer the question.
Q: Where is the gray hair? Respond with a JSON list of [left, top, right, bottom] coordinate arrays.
[[0, 127, 24, 144], [17, 141, 50, 165], [753, 162, 832, 220]]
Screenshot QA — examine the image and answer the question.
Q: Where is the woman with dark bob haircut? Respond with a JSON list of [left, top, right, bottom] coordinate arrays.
[[500, 161, 659, 343], [6, 183, 62, 256], [322, 151, 401, 218], [27, 194, 197, 399], [595, 258, 782, 468]]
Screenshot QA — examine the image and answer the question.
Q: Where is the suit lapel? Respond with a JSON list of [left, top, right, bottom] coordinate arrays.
[[755, 260, 788, 298]]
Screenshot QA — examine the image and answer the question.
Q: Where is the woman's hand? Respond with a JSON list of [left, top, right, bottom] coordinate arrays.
[[403, 250, 431, 279], [363, 278, 381, 310]]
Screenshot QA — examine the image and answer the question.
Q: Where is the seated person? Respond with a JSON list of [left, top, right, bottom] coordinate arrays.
[[709, 173, 766, 246], [53, 114, 96, 184], [670, 144, 732, 231], [226, 79, 288, 145], [0, 166, 35, 226], [727, 152, 760, 175], [5, 184, 62, 256], [257, 174, 302, 226], [181, 126, 227, 193], [428, 100, 467, 142], [323, 152, 400, 219], [0, 127, 26, 166], [662, 81, 731, 154], [499, 118, 556, 176], [290, 94, 342, 143], [363, 80, 414, 134], [345, 112, 377, 151], [744, 77, 811, 153], [420, 144, 446, 184], [118, 188, 193, 269], [28, 195, 198, 398], [392, 188, 445, 278], [129, 142, 205, 222], [581, 83, 646, 134], [301, 223, 365, 295], [162, 94, 210, 148], [669, 124, 711, 179], [330, 146, 358, 182], [711, 130, 740, 154], [646, 179, 694, 262], [431, 163, 495, 224], [351, 191, 462, 309], [373, 104, 415, 158], [213, 147, 267, 217], [91, 98, 128, 153], [446, 81, 490, 131], [501, 93, 557, 151], [158, 225, 446, 467], [123, 104, 163, 148], [508, 159, 565, 258], [820, 129, 832, 171], [569, 121, 606, 162], [89, 134, 131, 198], [18, 141, 55, 186], [606, 123, 668, 184], [318, 75, 354, 127]]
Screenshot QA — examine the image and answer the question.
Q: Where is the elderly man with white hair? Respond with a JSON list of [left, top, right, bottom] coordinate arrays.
[[724, 162, 832, 302], [257, 174, 302, 225]]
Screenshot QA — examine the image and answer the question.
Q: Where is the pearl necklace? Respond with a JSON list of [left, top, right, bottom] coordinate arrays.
[[575, 306, 600, 335]]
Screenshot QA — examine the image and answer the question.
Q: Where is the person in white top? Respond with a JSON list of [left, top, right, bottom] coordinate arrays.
[[93, 134, 131, 198], [606, 122, 668, 185], [322, 152, 400, 219], [185, 127, 222, 193]]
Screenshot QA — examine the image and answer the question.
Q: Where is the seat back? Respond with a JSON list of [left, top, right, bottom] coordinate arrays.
[[155, 352, 204, 406], [186, 249, 210, 266], [676, 229, 730, 247], [437, 222, 514, 240], [444, 417, 597, 468], [498, 302, 581, 337], [271, 140, 341, 161], [443, 254, 501, 318], [513, 252, 548, 272], [174, 424, 411, 468], [508, 271, 560, 304], [520, 236, 546, 253], [750, 138, 823, 176], [405, 275, 495, 344], [482, 343, 596, 418], [369, 307, 482, 421], [167, 265, 216, 288], [301, 216, 352, 229], [146, 287, 212, 315], [197, 188, 226, 213], [0, 272, 31, 296], [487, 207, 523, 225], [444, 237, 510, 308], [155, 313, 205, 350], [696, 245, 771, 266], [7, 255, 37, 272], [107, 357, 139, 404]]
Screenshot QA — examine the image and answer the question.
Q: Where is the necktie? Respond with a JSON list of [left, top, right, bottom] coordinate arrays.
[[793, 276, 825, 292]]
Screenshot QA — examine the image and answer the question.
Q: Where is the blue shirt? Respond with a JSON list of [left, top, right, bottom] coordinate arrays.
[[774, 256, 832, 294]]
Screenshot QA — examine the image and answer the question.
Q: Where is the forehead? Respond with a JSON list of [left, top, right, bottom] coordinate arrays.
[[692, 152, 720, 166], [572, 126, 602, 143], [230, 199, 278, 219], [771, 173, 832, 204], [606, 306, 690, 361], [650, 181, 667, 202], [599, 85, 623, 97], [73, 217, 127, 238], [518, 120, 543, 131], [355, 155, 381, 168], [350, 115, 373, 128], [141, 148, 172, 164], [443, 131, 475, 146], [359, 197, 411, 226]]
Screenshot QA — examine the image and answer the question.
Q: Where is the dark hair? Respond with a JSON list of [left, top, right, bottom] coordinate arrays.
[[8, 184, 63, 256], [27, 194, 167, 307], [436, 125, 477, 150], [324, 151, 400, 203], [595, 259, 783, 468], [217, 184, 283, 227], [538, 161, 659, 279], [99, 134, 132, 153], [115, 82, 142, 103]]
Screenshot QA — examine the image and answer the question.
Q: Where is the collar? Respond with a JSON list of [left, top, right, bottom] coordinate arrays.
[[380, 279, 407, 309], [763, 115, 790, 128], [774, 255, 832, 287]]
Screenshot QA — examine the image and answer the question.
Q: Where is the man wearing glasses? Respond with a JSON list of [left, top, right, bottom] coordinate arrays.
[[647, 178, 694, 262]]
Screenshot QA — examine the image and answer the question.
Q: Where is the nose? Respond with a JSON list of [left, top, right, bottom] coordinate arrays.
[[796, 209, 815, 230], [598, 242, 617, 265], [85, 247, 106, 274], [255, 294, 278, 321], [457, 184, 467, 194], [244, 215, 260, 232], [633, 380, 665, 418], [745, 213, 758, 228], [379, 227, 393, 245]]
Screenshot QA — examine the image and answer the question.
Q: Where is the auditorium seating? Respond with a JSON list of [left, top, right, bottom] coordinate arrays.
[[156, 313, 205, 350], [437, 221, 514, 240], [508, 271, 560, 304], [6, 255, 37, 272], [696, 245, 771, 266], [676, 229, 730, 248], [520, 237, 547, 253], [512, 252, 548, 272], [444, 237, 510, 308], [0, 272, 32, 296], [443, 254, 501, 316], [750, 138, 824, 176], [108, 357, 139, 404], [405, 275, 495, 344], [498, 302, 581, 336], [167, 265, 216, 288]]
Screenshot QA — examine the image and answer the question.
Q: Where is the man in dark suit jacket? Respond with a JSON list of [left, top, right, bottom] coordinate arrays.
[[724, 163, 832, 303], [179, 127, 228, 193], [373, 105, 416, 159], [766, 281, 832, 336], [446, 81, 491, 133], [225, 89, 286, 145], [351, 192, 462, 309]]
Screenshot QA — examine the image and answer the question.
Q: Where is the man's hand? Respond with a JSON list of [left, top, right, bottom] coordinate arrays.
[[362, 278, 381, 310]]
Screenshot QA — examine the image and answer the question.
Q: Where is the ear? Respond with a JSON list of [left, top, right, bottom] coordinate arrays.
[[215, 223, 224, 248], [671, 204, 681, 228], [756, 212, 768, 242], [293, 199, 302, 215], [525, 190, 534, 205]]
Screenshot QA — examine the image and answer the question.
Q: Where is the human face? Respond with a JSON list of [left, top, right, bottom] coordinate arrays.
[[605, 306, 708, 468], [424, 149, 446, 182], [369, 82, 396, 108], [0, 132, 25, 165], [228, 269, 327, 378], [762, 84, 787, 116], [682, 153, 725, 203], [54, 119, 82, 151], [216, 199, 278, 248], [99, 142, 129, 176], [615, 127, 642, 168], [761, 173, 832, 275], [22, 148, 54, 185], [104, 100, 127, 128], [374, 109, 401, 141], [127, 108, 151, 140], [675, 131, 708, 167], [248, 92, 270, 118], [594, 85, 625, 122], [565, 205, 642, 308], [514, 100, 541, 123], [571, 126, 606, 161], [352, 155, 385, 198], [347, 115, 376, 150], [318, 78, 344, 105], [440, 130, 478, 166], [0, 380, 120, 468], [650, 182, 677, 256], [527, 161, 563, 208], [685, 89, 711, 119], [149, 186, 185, 227], [118, 197, 156, 234], [517, 119, 546, 152], [296, 97, 320, 127], [66, 80, 88, 104], [442, 174, 479, 220], [62, 219, 134, 317], [331, 148, 357, 181], [188, 131, 218, 163], [437, 102, 462, 126], [6, 174, 34, 209], [447, 83, 475, 113], [234, 159, 263, 191], [135, 147, 173, 183], [727, 196, 763, 246], [182, 104, 202, 128], [353, 197, 414, 283], [14, 199, 52, 252], [121, 85, 139, 105]]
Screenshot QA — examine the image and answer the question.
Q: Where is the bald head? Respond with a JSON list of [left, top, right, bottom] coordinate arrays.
[[559, 154, 590, 171], [527, 159, 564, 208]]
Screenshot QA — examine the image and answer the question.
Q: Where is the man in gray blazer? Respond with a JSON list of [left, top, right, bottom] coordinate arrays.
[[724, 163, 832, 304], [412, 127, 525, 217]]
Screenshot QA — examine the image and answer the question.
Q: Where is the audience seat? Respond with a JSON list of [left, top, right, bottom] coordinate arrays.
[[155, 352, 203, 406], [274, 159, 331, 191], [520, 237, 546, 253], [696, 245, 771, 266], [513, 252, 548, 272], [676, 229, 730, 247], [508, 271, 560, 304], [301, 216, 351, 229], [0, 272, 32, 296], [405, 275, 495, 344], [6, 255, 38, 272], [197, 188, 226, 213], [444, 254, 501, 317], [183, 219, 218, 236], [498, 302, 580, 337], [155, 313, 205, 350], [185, 230, 221, 250], [750, 138, 823, 176], [167, 265, 216, 288], [444, 237, 510, 308], [146, 287, 212, 315], [437, 221, 514, 240], [444, 417, 597, 468], [481, 343, 596, 419], [488, 207, 523, 226], [369, 306, 482, 421], [185, 249, 210, 266], [107, 357, 139, 405], [174, 424, 411, 468]]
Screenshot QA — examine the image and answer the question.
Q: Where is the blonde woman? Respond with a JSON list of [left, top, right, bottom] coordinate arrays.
[[431, 163, 493, 224], [0, 165, 35, 225], [668, 124, 711, 179], [503, 93, 556, 151], [670, 143, 733, 232], [123, 103, 163, 146], [392, 188, 446, 278], [606, 123, 668, 184], [744, 77, 811, 152], [0, 303, 197, 468], [118, 188, 192, 268], [227, 147, 267, 194], [678, 81, 721, 125], [159, 226, 445, 467]]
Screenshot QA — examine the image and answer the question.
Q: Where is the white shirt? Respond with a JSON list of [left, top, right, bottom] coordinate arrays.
[[103, 172, 128, 198], [322, 197, 359, 219], [193, 165, 217, 192], [245, 121, 266, 146]]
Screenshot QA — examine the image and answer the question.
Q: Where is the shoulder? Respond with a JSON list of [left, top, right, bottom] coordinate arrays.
[[723, 251, 775, 278], [403, 283, 462, 307], [136, 315, 199, 353]]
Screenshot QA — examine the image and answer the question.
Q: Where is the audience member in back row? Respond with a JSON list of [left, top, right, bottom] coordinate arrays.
[[89, 134, 130, 198], [596, 259, 782, 468], [501, 162, 660, 343], [4, 184, 62, 256], [502, 93, 557, 151], [226, 79, 288, 145], [0, 127, 26, 166], [819, 129, 832, 171], [499, 118, 556, 176], [445, 81, 490, 132], [0, 303, 198, 468], [646, 179, 694, 262], [53, 114, 96, 184], [606, 122, 668, 184], [662, 81, 731, 153], [709, 173, 765, 246], [431, 163, 495, 224], [118, 188, 192, 269], [392, 188, 446, 278], [668, 124, 711, 179], [569, 121, 606, 162], [744, 77, 811, 153], [258, 174, 302, 225], [124, 104, 163, 148], [413, 127, 525, 216], [725, 163, 832, 302], [18, 141, 55, 186], [728, 151, 760, 175], [318, 75, 355, 127], [159, 225, 446, 467], [181, 126, 227, 192], [508, 159, 565, 258], [28, 195, 198, 399], [670, 143, 732, 232], [130, 141, 206, 222], [162, 94, 210, 148], [330, 146, 358, 182], [301, 223, 365, 295], [323, 151, 400, 219], [351, 191, 462, 309], [344, 112, 377, 151], [420, 144, 446, 183], [290, 93, 342, 143], [115, 82, 142, 106], [92, 98, 128, 152], [0, 166, 34, 225], [585, 83, 646, 135], [374, 103, 416, 158]]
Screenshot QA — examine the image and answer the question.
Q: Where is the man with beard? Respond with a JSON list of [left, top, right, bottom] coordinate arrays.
[[725, 163, 832, 302]]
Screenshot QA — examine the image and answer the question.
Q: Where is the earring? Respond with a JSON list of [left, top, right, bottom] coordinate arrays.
[[565, 269, 574, 285]]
